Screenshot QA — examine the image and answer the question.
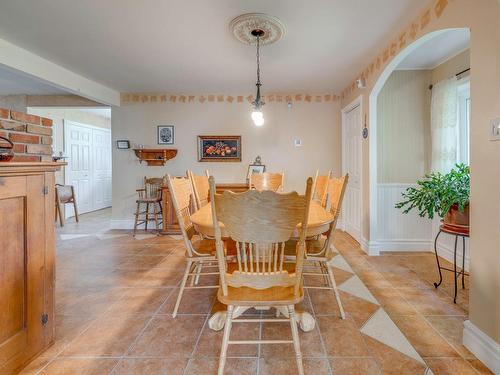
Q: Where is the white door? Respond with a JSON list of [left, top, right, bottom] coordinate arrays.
[[343, 104, 362, 242], [64, 120, 112, 216], [92, 128, 112, 210], [65, 121, 92, 215]]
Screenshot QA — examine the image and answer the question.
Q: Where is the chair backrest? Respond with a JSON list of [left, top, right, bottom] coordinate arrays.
[[166, 174, 198, 257], [187, 170, 210, 211], [143, 176, 164, 199], [249, 172, 284, 192], [210, 176, 313, 296], [323, 174, 349, 251], [55, 184, 75, 203], [312, 170, 331, 208]]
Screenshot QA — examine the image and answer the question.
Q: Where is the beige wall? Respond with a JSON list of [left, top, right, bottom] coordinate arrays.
[[111, 100, 341, 222], [0, 94, 27, 112], [377, 70, 431, 183], [339, 0, 500, 346], [432, 49, 470, 84]]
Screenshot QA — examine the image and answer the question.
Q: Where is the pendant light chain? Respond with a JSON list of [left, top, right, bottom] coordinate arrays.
[[256, 35, 261, 86]]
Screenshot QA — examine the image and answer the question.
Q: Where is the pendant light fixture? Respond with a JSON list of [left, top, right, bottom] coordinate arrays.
[[251, 29, 265, 127], [229, 13, 286, 127]]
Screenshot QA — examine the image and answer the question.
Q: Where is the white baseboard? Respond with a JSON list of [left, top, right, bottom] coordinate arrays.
[[110, 219, 135, 229], [463, 320, 500, 375], [361, 237, 380, 256], [376, 239, 433, 252], [436, 239, 470, 272]]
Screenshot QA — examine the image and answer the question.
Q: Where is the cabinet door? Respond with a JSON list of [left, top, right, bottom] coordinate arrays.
[[0, 174, 46, 374]]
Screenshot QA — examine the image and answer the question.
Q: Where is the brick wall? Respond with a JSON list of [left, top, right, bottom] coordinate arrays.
[[0, 107, 53, 162]]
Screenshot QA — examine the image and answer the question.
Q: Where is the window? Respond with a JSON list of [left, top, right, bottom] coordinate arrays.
[[457, 79, 470, 165]]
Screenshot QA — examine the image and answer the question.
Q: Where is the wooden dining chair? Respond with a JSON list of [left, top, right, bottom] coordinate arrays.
[[209, 176, 313, 375], [166, 174, 219, 318], [187, 169, 210, 211], [55, 184, 78, 227], [312, 170, 332, 208], [302, 174, 349, 319], [133, 177, 164, 236], [249, 171, 284, 192]]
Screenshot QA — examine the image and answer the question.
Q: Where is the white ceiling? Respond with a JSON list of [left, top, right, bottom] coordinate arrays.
[[0, 0, 428, 93], [397, 29, 470, 70], [0, 64, 67, 95]]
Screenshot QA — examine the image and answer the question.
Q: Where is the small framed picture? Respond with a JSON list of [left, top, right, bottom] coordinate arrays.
[[247, 164, 266, 179], [116, 140, 130, 149], [158, 125, 174, 145]]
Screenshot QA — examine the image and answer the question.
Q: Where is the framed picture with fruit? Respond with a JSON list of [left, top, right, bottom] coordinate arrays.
[[197, 135, 242, 162]]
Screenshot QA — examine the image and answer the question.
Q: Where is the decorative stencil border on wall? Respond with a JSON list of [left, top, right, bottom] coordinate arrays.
[[121, 93, 339, 105], [341, 0, 450, 100]]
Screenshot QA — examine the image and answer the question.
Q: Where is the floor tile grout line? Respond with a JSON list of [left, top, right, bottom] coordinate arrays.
[[353, 246, 478, 373], [304, 288, 334, 375], [107, 282, 178, 374], [182, 314, 211, 375]]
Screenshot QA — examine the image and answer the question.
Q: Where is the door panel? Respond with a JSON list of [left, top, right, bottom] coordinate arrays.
[[343, 105, 362, 242], [65, 121, 111, 215], [0, 174, 46, 371]]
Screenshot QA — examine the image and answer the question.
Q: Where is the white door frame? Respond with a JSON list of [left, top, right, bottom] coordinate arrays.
[[64, 119, 112, 215], [341, 95, 363, 244]]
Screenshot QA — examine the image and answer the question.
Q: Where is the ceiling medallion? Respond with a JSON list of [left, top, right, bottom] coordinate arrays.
[[229, 13, 286, 45]]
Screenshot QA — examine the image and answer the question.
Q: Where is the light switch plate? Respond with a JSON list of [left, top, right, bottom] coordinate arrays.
[[294, 139, 302, 147], [490, 118, 500, 141]]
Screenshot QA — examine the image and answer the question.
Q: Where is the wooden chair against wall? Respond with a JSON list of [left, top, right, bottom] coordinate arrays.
[[249, 171, 284, 192], [302, 174, 349, 319], [133, 176, 164, 236], [312, 170, 332, 208], [209, 176, 313, 375], [187, 169, 210, 211], [55, 184, 78, 227], [166, 174, 219, 318]]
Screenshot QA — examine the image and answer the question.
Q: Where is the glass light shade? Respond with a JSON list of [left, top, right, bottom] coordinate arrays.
[[251, 110, 264, 126]]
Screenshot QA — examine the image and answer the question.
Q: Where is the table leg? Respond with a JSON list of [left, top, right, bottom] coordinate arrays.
[[208, 306, 250, 331], [433, 230, 444, 288]]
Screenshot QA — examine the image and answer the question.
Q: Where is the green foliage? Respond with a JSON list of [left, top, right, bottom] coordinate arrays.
[[395, 164, 470, 219]]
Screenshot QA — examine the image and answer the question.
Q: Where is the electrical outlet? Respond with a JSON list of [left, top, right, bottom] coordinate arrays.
[[294, 139, 302, 147], [490, 118, 500, 141]]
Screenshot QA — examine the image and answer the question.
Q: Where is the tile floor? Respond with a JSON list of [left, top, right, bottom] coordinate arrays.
[[20, 209, 492, 375]]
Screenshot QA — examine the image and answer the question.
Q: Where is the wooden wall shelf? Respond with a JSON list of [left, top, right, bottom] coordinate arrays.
[[134, 148, 177, 166]]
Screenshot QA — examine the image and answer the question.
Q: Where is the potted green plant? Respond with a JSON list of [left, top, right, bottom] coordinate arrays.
[[395, 163, 470, 227]]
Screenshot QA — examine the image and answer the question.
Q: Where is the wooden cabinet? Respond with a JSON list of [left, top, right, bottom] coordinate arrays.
[[161, 182, 248, 235], [0, 162, 62, 374]]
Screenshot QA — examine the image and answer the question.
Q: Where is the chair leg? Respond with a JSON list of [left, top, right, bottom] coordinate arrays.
[[218, 305, 234, 375], [287, 305, 304, 375], [153, 202, 160, 235], [327, 264, 345, 319], [57, 200, 65, 227], [73, 199, 79, 222], [145, 203, 149, 231], [133, 202, 141, 237], [189, 263, 198, 287], [194, 263, 203, 285], [173, 260, 192, 318]]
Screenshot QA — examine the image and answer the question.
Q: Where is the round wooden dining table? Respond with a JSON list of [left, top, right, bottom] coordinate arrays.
[[190, 200, 334, 238], [190, 200, 335, 332]]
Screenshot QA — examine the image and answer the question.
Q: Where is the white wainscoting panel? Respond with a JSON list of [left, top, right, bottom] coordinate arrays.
[[377, 183, 433, 251]]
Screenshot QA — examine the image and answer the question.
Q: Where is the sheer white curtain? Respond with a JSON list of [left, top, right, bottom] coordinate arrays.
[[430, 77, 459, 173]]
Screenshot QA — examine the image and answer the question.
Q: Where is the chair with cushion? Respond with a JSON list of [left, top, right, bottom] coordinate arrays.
[[209, 175, 313, 375], [55, 184, 79, 227], [187, 169, 210, 211], [249, 171, 284, 192], [133, 177, 164, 236], [166, 174, 220, 318]]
